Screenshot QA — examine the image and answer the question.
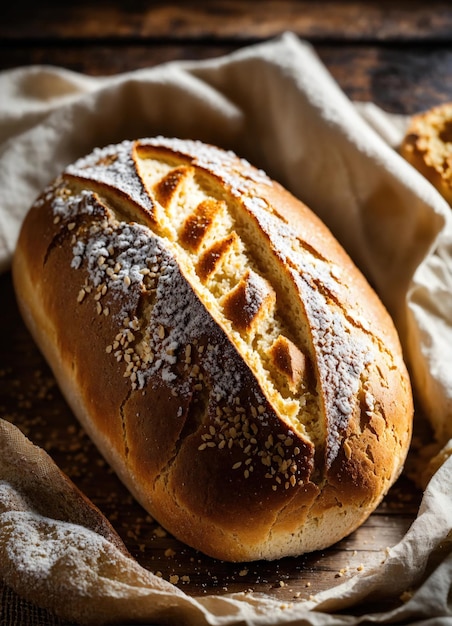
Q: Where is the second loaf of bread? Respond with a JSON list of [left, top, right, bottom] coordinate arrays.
[[400, 102, 452, 205], [13, 137, 413, 561]]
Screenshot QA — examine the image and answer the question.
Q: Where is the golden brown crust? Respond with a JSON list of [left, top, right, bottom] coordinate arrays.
[[400, 102, 452, 204], [13, 137, 413, 561]]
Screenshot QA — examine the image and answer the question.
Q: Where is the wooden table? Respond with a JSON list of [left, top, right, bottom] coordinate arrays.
[[0, 1, 449, 623]]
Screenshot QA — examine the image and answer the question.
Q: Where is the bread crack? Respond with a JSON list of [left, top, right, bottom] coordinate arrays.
[[132, 153, 320, 446]]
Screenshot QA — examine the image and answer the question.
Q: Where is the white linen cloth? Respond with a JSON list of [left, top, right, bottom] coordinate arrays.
[[0, 32, 451, 624]]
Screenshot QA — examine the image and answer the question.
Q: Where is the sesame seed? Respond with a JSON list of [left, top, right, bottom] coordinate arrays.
[[67, 222, 76, 231], [130, 317, 140, 330], [280, 459, 290, 472], [232, 461, 242, 470]]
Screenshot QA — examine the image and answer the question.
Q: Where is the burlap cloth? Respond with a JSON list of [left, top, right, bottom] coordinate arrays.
[[0, 33, 451, 624]]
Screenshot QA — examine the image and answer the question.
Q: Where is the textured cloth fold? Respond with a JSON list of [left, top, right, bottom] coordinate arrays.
[[1, 33, 451, 624]]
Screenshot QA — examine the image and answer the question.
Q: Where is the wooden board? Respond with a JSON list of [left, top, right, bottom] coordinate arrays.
[[2, 0, 452, 42]]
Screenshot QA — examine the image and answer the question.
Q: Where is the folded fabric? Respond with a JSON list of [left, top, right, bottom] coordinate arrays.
[[0, 32, 451, 624], [1, 417, 451, 625]]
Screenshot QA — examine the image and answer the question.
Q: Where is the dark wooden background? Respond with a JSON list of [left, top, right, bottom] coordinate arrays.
[[1, 1, 450, 624], [3, 1, 452, 113]]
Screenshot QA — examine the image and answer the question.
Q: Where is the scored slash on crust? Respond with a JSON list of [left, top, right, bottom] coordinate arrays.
[[60, 140, 318, 443]]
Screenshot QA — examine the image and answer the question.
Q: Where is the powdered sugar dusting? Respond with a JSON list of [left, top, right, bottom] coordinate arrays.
[[139, 136, 271, 197], [240, 194, 373, 465], [294, 271, 371, 464], [66, 140, 155, 215], [50, 185, 260, 406], [2, 508, 103, 585], [0, 486, 176, 601]]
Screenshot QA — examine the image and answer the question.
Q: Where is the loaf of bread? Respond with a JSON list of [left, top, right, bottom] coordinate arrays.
[[13, 137, 413, 562], [400, 102, 452, 204]]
